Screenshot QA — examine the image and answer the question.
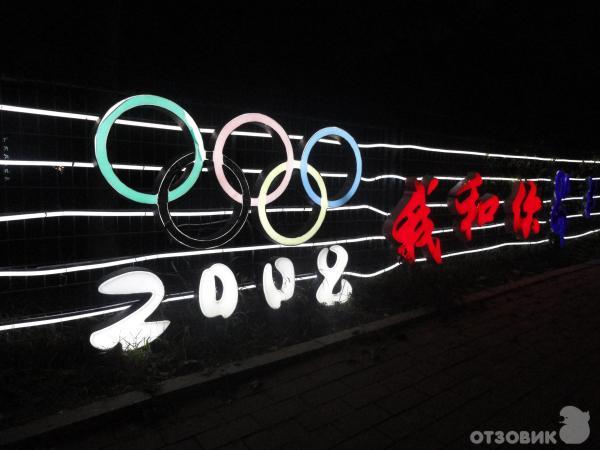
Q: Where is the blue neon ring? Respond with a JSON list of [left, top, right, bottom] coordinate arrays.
[[300, 127, 362, 208]]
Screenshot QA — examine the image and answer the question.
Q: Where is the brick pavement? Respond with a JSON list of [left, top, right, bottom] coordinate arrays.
[[28, 265, 600, 449]]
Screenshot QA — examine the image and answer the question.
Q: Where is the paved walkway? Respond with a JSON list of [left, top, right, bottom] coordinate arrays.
[[36, 265, 600, 449]]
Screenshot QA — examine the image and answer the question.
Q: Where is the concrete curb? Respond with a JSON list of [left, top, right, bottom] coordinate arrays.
[[1, 260, 597, 446]]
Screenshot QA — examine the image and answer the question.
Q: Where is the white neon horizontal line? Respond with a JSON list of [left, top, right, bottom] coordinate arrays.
[[0, 212, 48, 221], [544, 197, 592, 205], [566, 212, 600, 219], [487, 153, 553, 162], [3, 103, 600, 164], [0, 305, 129, 331], [0, 205, 393, 223], [320, 172, 348, 178], [554, 159, 587, 164], [423, 176, 554, 182], [0, 104, 317, 143], [295, 274, 318, 281], [237, 284, 257, 291], [111, 163, 149, 171], [431, 219, 553, 236], [428, 200, 507, 207], [4, 286, 246, 332], [114, 118, 181, 131], [162, 294, 195, 303], [259, 205, 391, 216], [431, 222, 506, 235], [333, 205, 390, 216], [0, 208, 359, 222], [0, 273, 323, 331], [441, 238, 550, 259], [0, 236, 387, 277], [344, 262, 401, 278], [356, 142, 484, 156], [341, 228, 568, 278], [483, 177, 553, 182], [5, 193, 599, 224], [4, 225, 600, 331], [0, 104, 201, 133], [564, 229, 600, 240], [357, 143, 595, 164], [2, 201, 596, 276], [0, 159, 593, 188], [230, 130, 271, 138], [471, 222, 508, 231], [108, 274, 319, 305], [0, 211, 149, 222], [0, 104, 100, 121], [0, 160, 75, 167], [11, 192, 599, 223], [361, 174, 406, 181]]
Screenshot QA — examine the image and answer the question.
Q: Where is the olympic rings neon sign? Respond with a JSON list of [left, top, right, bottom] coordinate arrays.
[[94, 95, 363, 248]]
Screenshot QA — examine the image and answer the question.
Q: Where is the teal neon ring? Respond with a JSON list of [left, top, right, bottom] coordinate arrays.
[[94, 95, 206, 204], [300, 127, 362, 208]]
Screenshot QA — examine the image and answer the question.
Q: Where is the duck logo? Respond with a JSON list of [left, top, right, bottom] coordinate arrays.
[[559, 406, 590, 445]]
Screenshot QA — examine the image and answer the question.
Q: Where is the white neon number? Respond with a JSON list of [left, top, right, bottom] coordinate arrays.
[[198, 263, 238, 318], [262, 257, 295, 309], [89, 270, 169, 351], [316, 245, 352, 306]]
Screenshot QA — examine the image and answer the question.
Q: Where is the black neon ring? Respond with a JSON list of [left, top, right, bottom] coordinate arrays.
[[156, 151, 250, 249]]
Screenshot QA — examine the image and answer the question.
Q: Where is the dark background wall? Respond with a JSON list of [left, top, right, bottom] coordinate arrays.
[[1, 2, 599, 320], [1, 2, 599, 156]]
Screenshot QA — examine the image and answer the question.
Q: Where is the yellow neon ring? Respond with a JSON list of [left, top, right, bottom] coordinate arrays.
[[257, 161, 328, 246]]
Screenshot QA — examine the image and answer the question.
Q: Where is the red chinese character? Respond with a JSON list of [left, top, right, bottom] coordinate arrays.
[[505, 180, 542, 239], [448, 172, 500, 241], [383, 177, 442, 264]]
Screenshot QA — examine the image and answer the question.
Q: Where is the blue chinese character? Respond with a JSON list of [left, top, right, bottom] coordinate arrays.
[[583, 176, 596, 219], [550, 170, 570, 247]]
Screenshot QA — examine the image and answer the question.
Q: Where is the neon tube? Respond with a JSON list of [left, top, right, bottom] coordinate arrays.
[[0, 236, 387, 277], [3, 102, 600, 164], [0, 158, 589, 183], [0, 204, 392, 222], [0, 208, 591, 276], [2, 227, 599, 331], [0, 159, 590, 188]]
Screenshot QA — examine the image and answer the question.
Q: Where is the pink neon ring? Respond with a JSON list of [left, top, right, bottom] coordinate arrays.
[[213, 113, 294, 207]]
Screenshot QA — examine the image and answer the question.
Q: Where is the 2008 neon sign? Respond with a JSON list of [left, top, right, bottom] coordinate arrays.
[[91, 245, 352, 351], [94, 95, 363, 248]]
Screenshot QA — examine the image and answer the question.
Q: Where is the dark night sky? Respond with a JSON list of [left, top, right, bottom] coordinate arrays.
[[1, 2, 599, 155]]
